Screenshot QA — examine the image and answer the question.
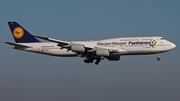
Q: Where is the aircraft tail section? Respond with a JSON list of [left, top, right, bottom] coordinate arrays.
[[8, 22, 40, 43]]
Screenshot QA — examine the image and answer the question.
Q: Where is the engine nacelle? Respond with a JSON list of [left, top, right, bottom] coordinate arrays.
[[96, 49, 109, 57], [71, 44, 85, 52]]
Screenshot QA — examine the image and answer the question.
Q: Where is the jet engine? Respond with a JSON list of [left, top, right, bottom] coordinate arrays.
[[96, 49, 109, 57], [71, 44, 85, 52]]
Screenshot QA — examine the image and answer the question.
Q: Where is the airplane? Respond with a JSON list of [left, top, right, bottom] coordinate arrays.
[[5, 21, 176, 65]]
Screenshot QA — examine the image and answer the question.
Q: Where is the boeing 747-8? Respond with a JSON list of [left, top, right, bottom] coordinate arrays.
[[5, 22, 176, 65]]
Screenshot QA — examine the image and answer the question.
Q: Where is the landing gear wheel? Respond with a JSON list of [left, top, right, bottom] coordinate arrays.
[[95, 58, 101, 65], [95, 62, 99, 65], [90, 59, 93, 63], [84, 58, 94, 64], [156, 53, 160, 61], [84, 59, 89, 63], [156, 57, 160, 61]]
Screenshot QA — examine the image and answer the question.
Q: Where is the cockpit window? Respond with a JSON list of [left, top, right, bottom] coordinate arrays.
[[161, 37, 165, 40]]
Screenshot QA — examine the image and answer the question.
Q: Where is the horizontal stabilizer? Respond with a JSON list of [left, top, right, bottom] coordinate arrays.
[[4, 42, 31, 48]]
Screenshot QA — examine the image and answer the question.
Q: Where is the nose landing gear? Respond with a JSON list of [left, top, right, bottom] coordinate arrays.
[[156, 57, 160, 61], [156, 53, 160, 61]]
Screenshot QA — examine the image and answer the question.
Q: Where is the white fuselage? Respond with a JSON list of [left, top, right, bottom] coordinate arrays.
[[13, 36, 176, 57]]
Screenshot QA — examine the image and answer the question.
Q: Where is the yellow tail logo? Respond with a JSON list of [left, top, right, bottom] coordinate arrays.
[[13, 27, 24, 39]]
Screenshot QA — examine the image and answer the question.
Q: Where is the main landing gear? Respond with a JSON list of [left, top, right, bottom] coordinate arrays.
[[84, 57, 101, 65], [84, 58, 93, 63], [95, 58, 101, 65], [156, 53, 160, 61]]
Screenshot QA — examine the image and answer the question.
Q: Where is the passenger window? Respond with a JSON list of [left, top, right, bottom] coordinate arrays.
[[161, 38, 165, 40]]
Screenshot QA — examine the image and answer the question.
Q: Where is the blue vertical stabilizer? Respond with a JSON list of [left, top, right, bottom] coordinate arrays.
[[8, 22, 40, 43]]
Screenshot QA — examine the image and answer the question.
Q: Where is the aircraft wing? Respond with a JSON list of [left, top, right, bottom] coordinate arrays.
[[33, 35, 126, 58], [4, 42, 31, 48], [33, 35, 70, 46], [33, 35, 94, 50]]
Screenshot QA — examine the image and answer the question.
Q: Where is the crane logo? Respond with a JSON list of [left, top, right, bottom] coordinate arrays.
[[13, 27, 24, 39]]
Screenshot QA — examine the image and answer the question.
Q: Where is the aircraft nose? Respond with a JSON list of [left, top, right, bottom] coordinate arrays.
[[171, 43, 176, 49]]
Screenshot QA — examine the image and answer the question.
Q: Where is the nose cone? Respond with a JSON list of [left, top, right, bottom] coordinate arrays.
[[171, 43, 176, 49]]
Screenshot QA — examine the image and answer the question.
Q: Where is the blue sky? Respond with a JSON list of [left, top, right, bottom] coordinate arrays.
[[0, 0, 180, 101]]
